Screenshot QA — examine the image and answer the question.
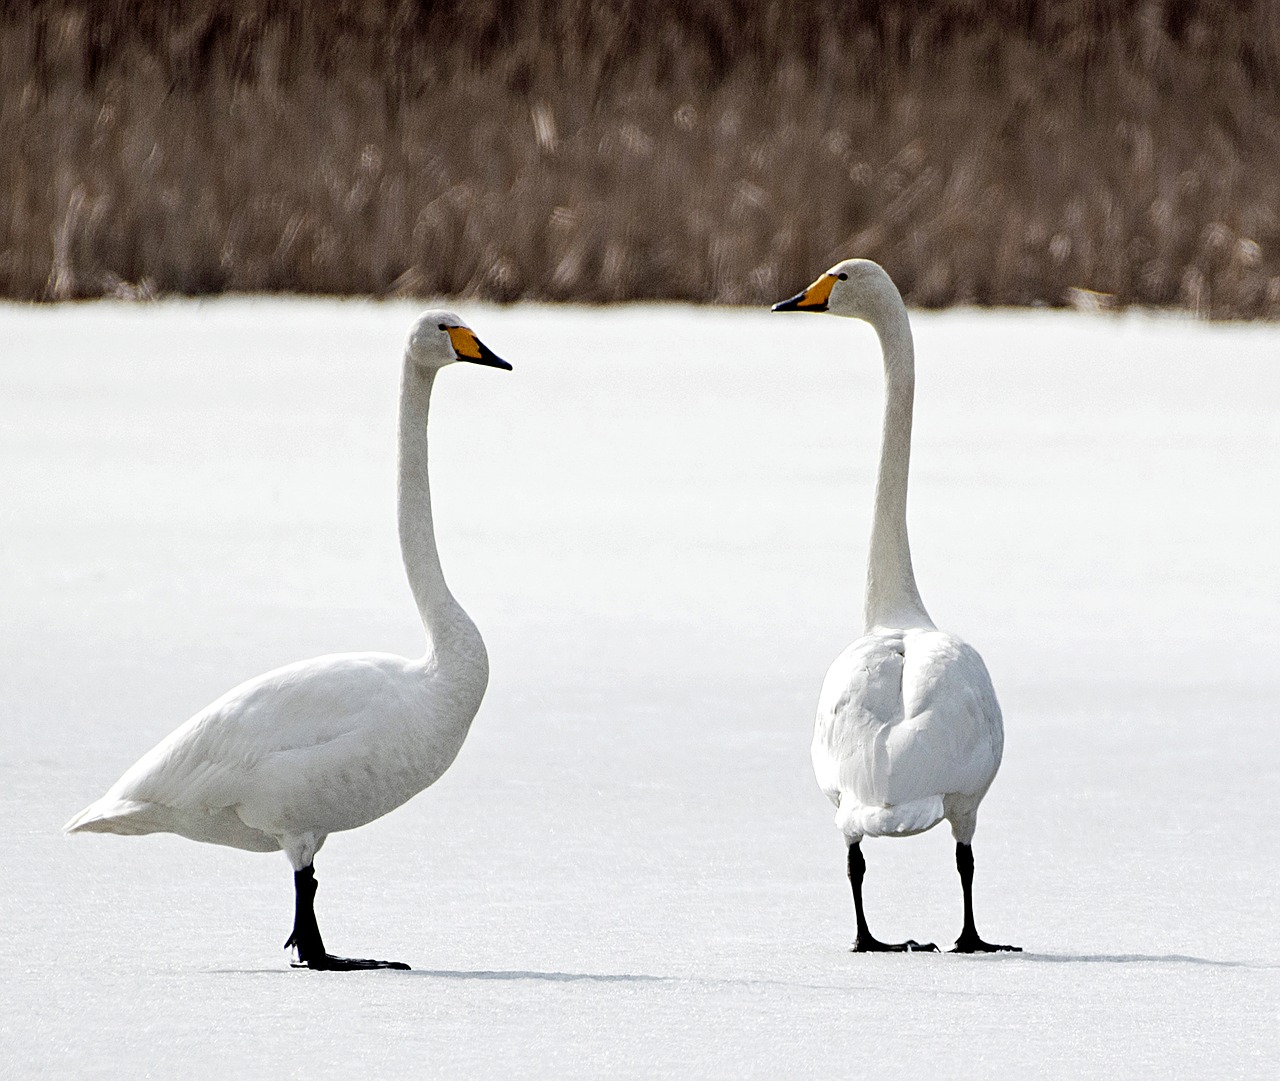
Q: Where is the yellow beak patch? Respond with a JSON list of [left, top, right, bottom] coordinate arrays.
[[445, 325, 485, 361], [800, 273, 838, 308]]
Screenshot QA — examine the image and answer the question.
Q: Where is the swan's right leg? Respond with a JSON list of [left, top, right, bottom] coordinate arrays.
[[847, 843, 937, 953], [284, 864, 411, 971], [948, 843, 1020, 953]]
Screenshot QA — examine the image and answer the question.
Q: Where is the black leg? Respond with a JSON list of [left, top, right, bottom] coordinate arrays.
[[847, 843, 937, 953], [950, 842, 1020, 953], [284, 865, 411, 970]]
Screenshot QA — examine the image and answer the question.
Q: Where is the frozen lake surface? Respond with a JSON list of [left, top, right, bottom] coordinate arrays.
[[2, 299, 1278, 1078]]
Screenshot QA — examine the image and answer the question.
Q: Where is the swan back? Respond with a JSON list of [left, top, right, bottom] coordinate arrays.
[[813, 629, 1003, 843]]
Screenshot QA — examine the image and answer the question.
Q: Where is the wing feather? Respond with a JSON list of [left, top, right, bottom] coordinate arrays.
[[812, 629, 1003, 834]]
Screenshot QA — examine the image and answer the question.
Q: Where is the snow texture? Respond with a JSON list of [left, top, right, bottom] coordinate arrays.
[[1, 299, 1278, 1079]]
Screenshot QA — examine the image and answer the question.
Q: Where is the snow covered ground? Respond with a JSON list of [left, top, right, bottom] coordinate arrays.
[[1, 299, 1277, 1079]]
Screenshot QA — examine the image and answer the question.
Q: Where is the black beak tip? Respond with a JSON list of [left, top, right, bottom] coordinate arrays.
[[772, 292, 821, 313], [469, 344, 513, 370]]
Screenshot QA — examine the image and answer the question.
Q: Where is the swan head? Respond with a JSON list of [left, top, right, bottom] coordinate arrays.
[[772, 259, 903, 324], [406, 310, 512, 372]]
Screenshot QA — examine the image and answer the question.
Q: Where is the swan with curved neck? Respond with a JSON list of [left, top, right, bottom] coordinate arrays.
[[65, 311, 511, 970], [775, 260, 1018, 953]]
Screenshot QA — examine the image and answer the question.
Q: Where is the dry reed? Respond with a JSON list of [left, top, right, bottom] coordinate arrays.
[[3, 1, 1279, 315]]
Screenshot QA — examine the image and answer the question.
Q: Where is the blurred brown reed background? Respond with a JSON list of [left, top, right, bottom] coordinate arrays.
[[3, 1, 1279, 315]]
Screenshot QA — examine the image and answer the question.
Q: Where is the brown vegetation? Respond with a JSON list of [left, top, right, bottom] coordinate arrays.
[[3, 1, 1280, 315]]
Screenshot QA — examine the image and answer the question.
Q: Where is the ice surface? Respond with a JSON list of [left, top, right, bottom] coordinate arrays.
[[1, 299, 1277, 1078]]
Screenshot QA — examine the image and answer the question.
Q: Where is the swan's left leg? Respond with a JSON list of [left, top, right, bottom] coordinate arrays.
[[284, 864, 411, 971], [949, 843, 1020, 953], [847, 843, 938, 953]]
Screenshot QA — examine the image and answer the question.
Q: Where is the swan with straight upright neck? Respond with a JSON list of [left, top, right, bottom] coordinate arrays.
[[65, 311, 511, 970], [774, 260, 1018, 953]]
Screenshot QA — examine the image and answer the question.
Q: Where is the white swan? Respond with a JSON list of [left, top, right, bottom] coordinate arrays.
[[774, 261, 1018, 953], [64, 311, 511, 970]]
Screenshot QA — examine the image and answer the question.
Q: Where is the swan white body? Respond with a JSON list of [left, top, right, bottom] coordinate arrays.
[[774, 260, 1016, 952], [813, 628, 1002, 845], [65, 311, 511, 968], [64, 648, 486, 868]]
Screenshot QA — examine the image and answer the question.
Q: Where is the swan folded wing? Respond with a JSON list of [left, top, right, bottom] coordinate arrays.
[[95, 653, 418, 822], [813, 631, 1002, 814], [813, 636, 908, 808], [889, 632, 1003, 802], [237, 690, 452, 839]]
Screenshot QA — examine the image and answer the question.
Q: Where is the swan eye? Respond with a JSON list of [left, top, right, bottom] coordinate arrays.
[[837, 273, 848, 281], [437, 323, 446, 331]]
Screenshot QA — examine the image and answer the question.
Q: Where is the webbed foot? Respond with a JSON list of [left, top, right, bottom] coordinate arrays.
[[852, 936, 939, 953], [950, 931, 1020, 954], [292, 953, 411, 971]]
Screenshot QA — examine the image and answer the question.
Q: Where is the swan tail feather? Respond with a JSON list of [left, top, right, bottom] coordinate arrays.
[[64, 799, 167, 836], [835, 795, 944, 841]]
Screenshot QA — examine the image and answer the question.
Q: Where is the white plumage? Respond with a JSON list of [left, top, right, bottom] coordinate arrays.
[[814, 630, 1002, 844], [65, 311, 511, 969], [65, 652, 483, 862], [774, 260, 1017, 953]]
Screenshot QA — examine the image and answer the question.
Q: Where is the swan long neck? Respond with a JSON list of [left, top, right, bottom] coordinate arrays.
[[863, 301, 933, 633], [397, 361, 475, 651]]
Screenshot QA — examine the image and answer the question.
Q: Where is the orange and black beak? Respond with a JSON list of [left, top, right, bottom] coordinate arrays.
[[445, 325, 512, 370], [772, 272, 838, 313]]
